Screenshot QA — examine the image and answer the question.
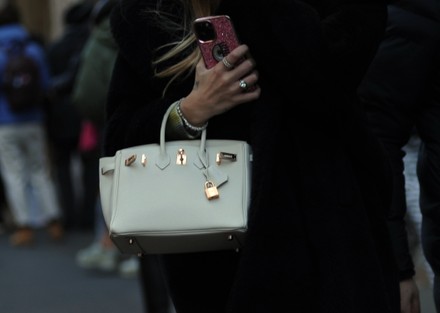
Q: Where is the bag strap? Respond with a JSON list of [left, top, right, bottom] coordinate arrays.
[[157, 102, 207, 169]]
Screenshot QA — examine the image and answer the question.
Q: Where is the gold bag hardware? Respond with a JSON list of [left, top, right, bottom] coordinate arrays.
[[204, 181, 219, 200], [141, 154, 147, 167], [125, 154, 137, 166], [176, 149, 187, 165], [216, 152, 237, 165]]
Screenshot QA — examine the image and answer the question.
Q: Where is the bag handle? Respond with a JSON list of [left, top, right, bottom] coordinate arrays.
[[157, 102, 207, 169]]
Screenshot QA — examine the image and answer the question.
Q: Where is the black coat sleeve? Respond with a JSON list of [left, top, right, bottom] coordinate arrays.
[[217, 0, 388, 114]]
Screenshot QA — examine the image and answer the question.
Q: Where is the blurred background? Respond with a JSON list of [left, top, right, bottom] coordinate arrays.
[[11, 0, 95, 43]]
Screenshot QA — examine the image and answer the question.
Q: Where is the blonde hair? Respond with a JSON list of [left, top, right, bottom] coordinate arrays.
[[151, 0, 220, 94]]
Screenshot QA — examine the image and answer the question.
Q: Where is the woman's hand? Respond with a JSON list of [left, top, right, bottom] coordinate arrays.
[[179, 44, 261, 126], [400, 278, 421, 313]]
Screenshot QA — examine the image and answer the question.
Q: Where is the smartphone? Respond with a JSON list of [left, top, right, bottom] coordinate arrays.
[[193, 15, 242, 69]]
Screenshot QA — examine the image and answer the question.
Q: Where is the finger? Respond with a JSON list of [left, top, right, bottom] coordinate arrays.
[[236, 71, 259, 92], [225, 44, 249, 65], [233, 84, 261, 103]]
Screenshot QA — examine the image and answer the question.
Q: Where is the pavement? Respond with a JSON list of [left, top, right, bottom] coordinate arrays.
[[0, 227, 436, 313], [0, 229, 145, 313]]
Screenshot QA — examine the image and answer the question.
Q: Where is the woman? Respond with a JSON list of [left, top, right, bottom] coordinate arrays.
[[105, 0, 400, 312]]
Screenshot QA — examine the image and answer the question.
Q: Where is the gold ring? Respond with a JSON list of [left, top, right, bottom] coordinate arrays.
[[222, 57, 234, 69]]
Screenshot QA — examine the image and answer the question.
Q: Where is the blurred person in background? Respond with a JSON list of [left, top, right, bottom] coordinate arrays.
[[0, 0, 64, 246], [46, 0, 96, 231], [72, 0, 125, 275], [358, 0, 440, 311]]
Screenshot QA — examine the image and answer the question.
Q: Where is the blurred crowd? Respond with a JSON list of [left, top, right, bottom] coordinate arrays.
[[0, 0, 137, 278]]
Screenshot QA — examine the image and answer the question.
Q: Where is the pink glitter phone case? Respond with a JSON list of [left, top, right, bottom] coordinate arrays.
[[193, 15, 241, 69]]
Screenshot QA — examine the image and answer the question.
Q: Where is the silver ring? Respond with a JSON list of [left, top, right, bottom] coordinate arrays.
[[239, 80, 248, 91], [222, 57, 234, 69]]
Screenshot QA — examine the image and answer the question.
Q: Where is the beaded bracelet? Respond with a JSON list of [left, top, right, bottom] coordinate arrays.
[[176, 98, 208, 133]]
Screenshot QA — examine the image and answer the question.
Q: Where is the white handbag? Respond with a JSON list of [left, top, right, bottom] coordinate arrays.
[[99, 103, 252, 255]]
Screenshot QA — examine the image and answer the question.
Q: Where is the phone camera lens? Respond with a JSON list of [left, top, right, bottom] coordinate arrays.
[[194, 21, 216, 42]]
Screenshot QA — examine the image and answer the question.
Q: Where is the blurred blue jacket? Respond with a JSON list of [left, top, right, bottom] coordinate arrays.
[[0, 24, 50, 124]]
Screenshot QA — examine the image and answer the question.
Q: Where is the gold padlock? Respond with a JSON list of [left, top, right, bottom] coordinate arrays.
[[204, 181, 219, 200]]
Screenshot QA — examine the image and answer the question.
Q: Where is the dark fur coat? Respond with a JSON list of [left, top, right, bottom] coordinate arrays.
[[105, 0, 400, 312]]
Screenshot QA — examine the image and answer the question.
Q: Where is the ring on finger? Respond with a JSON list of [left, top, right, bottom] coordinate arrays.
[[222, 57, 234, 69], [239, 80, 248, 91]]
